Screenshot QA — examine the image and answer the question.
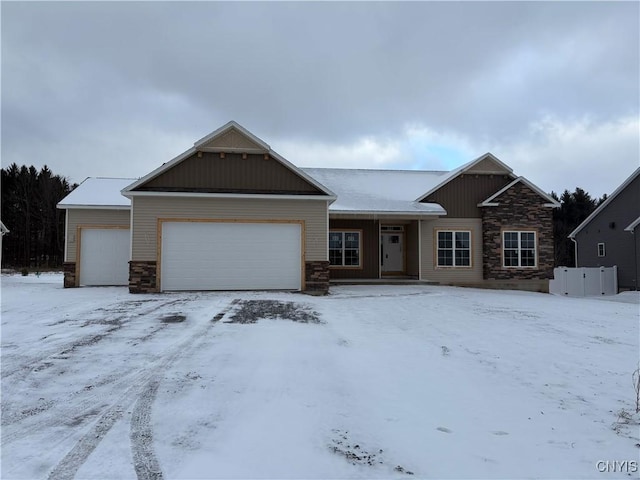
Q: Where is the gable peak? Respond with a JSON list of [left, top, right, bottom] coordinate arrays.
[[194, 121, 270, 152]]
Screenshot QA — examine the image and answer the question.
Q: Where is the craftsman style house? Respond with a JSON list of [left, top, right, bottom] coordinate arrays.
[[58, 121, 559, 294]]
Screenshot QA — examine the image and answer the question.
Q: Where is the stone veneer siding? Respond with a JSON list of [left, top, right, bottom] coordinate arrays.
[[63, 262, 77, 288], [129, 261, 158, 293], [304, 261, 330, 295], [482, 182, 554, 280]]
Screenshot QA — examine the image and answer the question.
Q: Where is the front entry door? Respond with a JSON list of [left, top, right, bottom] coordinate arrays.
[[381, 233, 404, 273]]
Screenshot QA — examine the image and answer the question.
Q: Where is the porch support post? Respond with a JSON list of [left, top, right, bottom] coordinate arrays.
[[378, 219, 382, 279], [418, 220, 422, 280]]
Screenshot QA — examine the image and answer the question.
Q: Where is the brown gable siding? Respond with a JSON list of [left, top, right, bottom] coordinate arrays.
[[135, 152, 323, 195], [482, 182, 554, 280], [422, 174, 511, 218]]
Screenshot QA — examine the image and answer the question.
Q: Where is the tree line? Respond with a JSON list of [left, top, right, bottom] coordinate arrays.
[[1, 164, 76, 268], [551, 188, 606, 267], [1, 163, 605, 269]]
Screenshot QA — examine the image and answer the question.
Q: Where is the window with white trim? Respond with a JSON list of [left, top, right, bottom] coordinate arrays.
[[597, 242, 605, 257], [503, 231, 536, 267], [329, 231, 361, 267], [437, 231, 471, 267]]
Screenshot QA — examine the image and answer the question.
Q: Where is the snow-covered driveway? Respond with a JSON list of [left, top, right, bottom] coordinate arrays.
[[1, 274, 638, 479]]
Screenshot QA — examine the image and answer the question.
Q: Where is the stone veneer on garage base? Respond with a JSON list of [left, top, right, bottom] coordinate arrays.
[[129, 261, 157, 293], [128, 260, 330, 294], [63, 262, 77, 288], [482, 182, 554, 281], [304, 260, 330, 295]]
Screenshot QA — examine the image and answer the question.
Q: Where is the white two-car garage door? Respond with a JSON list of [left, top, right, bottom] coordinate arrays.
[[79, 228, 130, 286], [160, 221, 302, 291]]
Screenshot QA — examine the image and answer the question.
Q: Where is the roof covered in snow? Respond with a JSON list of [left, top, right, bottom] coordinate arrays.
[[302, 168, 448, 215], [57, 178, 135, 209]]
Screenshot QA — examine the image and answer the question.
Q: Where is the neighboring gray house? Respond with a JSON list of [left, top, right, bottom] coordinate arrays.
[[0, 221, 8, 267], [569, 167, 640, 291]]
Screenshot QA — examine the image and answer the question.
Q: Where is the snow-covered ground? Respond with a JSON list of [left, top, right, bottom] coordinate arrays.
[[1, 273, 638, 479]]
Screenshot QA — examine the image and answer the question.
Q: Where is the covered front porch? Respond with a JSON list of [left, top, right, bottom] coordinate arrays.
[[328, 217, 423, 281]]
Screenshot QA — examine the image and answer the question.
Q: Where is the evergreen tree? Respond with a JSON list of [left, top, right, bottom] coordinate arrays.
[[551, 188, 604, 267], [1, 164, 76, 268]]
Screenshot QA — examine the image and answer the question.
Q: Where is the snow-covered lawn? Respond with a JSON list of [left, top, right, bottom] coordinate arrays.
[[1, 273, 638, 479]]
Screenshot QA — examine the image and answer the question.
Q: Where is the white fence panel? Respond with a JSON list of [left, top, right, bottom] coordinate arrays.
[[549, 266, 618, 297]]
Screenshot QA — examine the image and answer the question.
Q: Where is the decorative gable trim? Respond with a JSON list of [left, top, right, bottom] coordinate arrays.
[[415, 153, 515, 202], [478, 177, 560, 208], [194, 121, 269, 152], [569, 167, 640, 238], [122, 121, 336, 200]]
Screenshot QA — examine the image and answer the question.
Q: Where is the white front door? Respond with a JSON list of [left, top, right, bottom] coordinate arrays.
[[381, 233, 403, 273]]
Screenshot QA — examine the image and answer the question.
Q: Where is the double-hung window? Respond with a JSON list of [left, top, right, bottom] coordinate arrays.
[[597, 243, 606, 257], [503, 231, 536, 267], [437, 231, 471, 267], [329, 231, 361, 267]]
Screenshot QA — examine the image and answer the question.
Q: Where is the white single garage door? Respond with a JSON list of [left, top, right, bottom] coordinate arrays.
[[79, 228, 130, 286], [160, 221, 302, 291]]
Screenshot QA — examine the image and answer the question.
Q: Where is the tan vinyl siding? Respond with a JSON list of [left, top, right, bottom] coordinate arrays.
[[137, 153, 322, 194], [65, 209, 130, 262], [201, 127, 265, 150], [131, 196, 328, 262], [422, 174, 511, 218], [466, 157, 511, 174], [421, 218, 483, 284]]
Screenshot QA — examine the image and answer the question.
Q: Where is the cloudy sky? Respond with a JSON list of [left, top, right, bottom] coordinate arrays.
[[2, 1, 638, 198]]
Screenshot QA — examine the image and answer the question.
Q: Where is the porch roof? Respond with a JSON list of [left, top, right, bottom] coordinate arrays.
[[302, 168, 447, 216]]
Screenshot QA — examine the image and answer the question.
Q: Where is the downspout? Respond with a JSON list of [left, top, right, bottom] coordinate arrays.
[[633, 227, 638, 291], [64, 209, 69, 263], [570, 236, 578, 268]]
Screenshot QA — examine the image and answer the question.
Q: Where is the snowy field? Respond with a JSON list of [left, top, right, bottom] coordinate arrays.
[[1, 273, 638, 479]]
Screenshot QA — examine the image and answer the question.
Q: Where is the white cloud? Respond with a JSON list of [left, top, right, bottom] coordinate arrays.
[[275, 136, 404, 170], [273, 115, 639, 199], [488, 115, 640, 198]]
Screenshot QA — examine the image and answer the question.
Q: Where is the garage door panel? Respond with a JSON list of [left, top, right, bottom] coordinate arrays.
[[79, 228, 130, 286], [160, 222, 301, 291]]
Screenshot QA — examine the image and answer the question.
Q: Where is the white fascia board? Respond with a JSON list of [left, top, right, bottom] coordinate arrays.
[[193, 121, 270, 150], [624, 215, 640, 232], [328, 209, 445, 217], [57, 204, 131, 210], [478, 176, 560, 207], [570, 167, 640, 238], [121, 147, 197, 193], [123, 191, 336, 201], [415, 152, 515, 202]]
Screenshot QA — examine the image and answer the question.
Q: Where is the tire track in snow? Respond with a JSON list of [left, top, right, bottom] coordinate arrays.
[[46, 299, 239, 480], [130, 379, 164, 480], [1, 298, 186, 382], [1, 298, 190, 431]]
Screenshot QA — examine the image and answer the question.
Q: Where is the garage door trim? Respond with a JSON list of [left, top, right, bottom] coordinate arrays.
[[156, 218, 306, 291], [76, 224, 130, 287]]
